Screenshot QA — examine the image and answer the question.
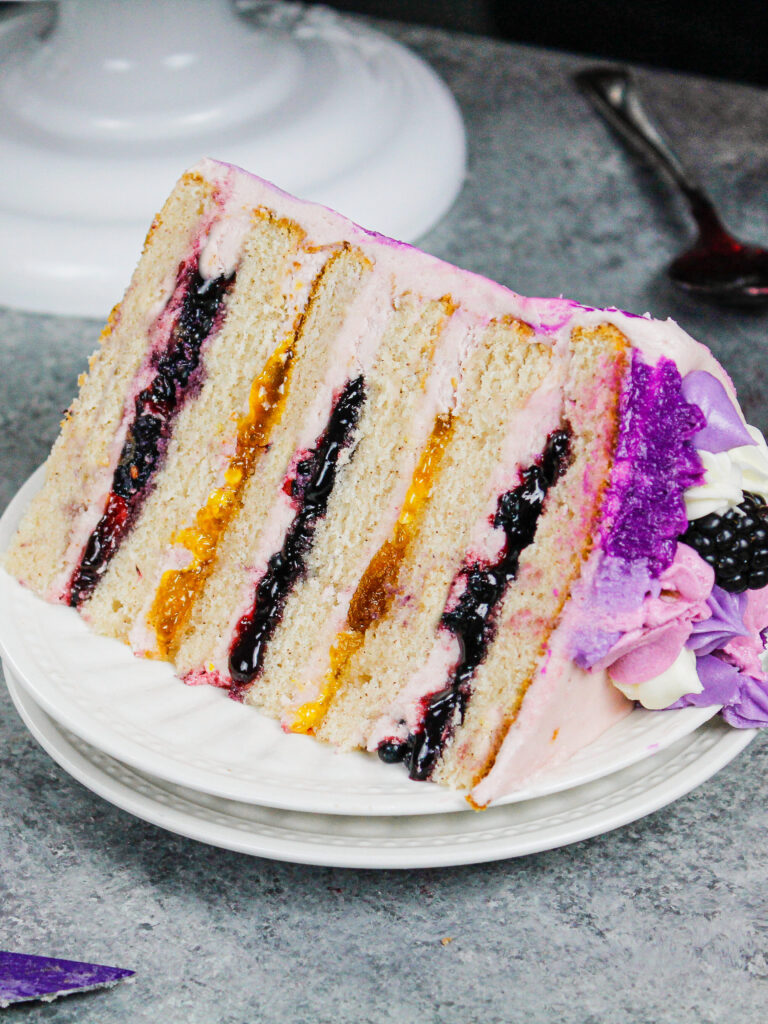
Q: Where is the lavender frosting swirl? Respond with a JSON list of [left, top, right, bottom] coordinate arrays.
[[681, 370, 755, 454], [669, 655, 768, 729]]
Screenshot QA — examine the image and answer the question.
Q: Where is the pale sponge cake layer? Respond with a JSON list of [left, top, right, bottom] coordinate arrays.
[[5, 171, 217, 597], [246, 294, 456, 720], [317, 319, 557, 750]]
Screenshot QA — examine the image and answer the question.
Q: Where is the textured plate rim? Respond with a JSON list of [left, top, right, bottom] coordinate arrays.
[[0, 466, 721, 816], [4, 664, 755, 869]]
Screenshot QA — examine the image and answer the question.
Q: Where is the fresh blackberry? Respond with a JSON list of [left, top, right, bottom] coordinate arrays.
[[681, 491, 768, 593], [377, 740, 410, 764]]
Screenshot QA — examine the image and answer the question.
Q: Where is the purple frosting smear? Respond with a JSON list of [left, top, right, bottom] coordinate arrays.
[[600, 353, 705, 576], [669, 654, 768, 728], [571, 556, 651, 669], [0, 951, 134, 1007], [681, 370, 754, 453], [687, 585, 749, 656], [671, 584, 768, 727]]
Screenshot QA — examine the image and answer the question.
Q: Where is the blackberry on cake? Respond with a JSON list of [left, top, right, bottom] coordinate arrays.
[[6, 158, 768, 806], [681, 492, 768, 593]]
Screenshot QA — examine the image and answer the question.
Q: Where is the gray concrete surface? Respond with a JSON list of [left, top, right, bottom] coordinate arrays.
[[1, 14, 767, 1024]]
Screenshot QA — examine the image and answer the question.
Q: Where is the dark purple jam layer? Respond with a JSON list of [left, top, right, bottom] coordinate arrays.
[[228, 375, 366, 694], [68, 266, 234, 607], [600, 352, 704, 577], [378, 427, 573, 780]]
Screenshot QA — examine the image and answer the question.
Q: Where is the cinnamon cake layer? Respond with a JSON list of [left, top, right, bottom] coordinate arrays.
[[8, 158, 768, 806]]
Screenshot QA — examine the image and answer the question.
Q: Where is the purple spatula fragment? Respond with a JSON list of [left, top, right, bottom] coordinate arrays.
[[0, 951, 134, 1007]]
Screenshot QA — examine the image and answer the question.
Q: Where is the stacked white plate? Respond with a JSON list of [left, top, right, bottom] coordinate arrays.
[[0, 471, 756, 868]]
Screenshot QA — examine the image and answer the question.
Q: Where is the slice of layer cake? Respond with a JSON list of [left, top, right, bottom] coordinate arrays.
[[7, 158, 768, 806]]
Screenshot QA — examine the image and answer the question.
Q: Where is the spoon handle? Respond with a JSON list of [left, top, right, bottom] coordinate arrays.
[[575, 67, 728, 244]]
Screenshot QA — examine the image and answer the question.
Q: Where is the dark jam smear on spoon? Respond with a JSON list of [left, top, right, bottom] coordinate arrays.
[[378, 426, 572, 780], [228, 375, 366, 697], [68, 267, 235, 607]]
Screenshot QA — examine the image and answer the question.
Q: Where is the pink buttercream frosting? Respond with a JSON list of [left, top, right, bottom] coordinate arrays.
[[591, 544, 714, 685], [723, 586, 768, 680]]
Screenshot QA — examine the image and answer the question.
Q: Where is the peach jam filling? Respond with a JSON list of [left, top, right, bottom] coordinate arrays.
[[147, 335, 295, 657], [288, 411, 455, 734]]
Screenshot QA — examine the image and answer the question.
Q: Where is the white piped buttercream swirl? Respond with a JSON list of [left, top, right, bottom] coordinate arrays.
[[611, 646, 703, 709], [684, 450, 744, 519], [732, 426, 768, 499], [684, 423, 768, 520]]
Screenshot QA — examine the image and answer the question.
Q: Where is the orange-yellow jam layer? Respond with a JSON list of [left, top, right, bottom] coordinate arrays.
[[148, 335, 295, 658], [289, 411, 455, 733]]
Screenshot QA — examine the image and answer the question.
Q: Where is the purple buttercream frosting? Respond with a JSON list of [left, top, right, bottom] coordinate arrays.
[[686, 585, 749, 656], [669, 654, 768, 728], [571, 557, 651, 669], [672, 584, 768, 726], [571, 353, 705, 669], [681, 370, 754, 453], [0, 952, 134, 1007], [600, 353, 705, 575]]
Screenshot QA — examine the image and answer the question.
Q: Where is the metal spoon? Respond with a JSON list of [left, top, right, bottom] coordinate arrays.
[[575, 66, 768, 306]]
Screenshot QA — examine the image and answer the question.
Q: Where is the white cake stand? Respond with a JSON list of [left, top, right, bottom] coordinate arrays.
[[0, 0, 466, 318]]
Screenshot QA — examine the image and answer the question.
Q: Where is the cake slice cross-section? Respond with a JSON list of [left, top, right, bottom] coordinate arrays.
[[7, 157, 768, 806]]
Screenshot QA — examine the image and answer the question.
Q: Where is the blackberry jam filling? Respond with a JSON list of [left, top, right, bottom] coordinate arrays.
[[68, 267, 234, 607], [379, 426, 573, 780], [228, 375, 366, 692]]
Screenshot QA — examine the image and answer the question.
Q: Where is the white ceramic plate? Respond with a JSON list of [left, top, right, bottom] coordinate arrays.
[[4, 665, 754, 868], [0, 467, 718, 816]]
